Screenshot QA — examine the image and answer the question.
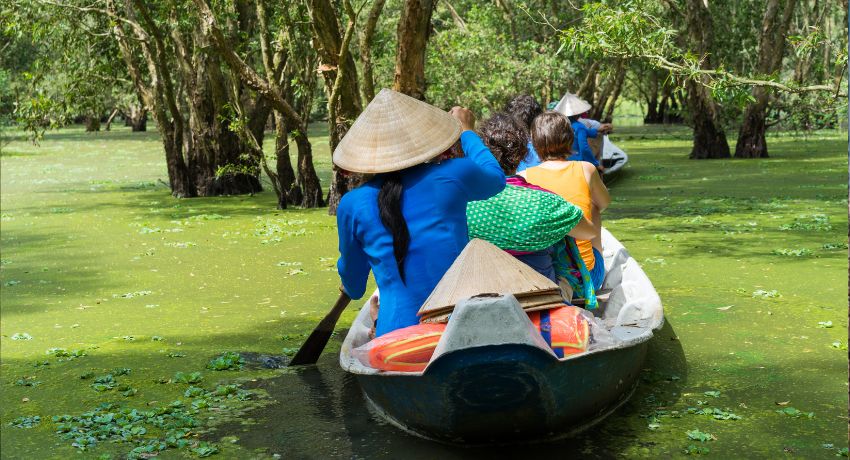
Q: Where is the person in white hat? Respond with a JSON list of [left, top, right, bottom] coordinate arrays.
[[334, 89, 505, 337], [553, 93, 612, 171]]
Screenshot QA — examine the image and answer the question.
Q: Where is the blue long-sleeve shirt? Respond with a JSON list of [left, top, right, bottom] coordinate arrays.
[[516, 140, 540, 172], [336, 131, 505, 336], [567, 121, 599, 166]]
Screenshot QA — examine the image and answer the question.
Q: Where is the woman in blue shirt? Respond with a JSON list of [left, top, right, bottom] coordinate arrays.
[[334, 89, 505, 337], [552, 93, 612, 169]]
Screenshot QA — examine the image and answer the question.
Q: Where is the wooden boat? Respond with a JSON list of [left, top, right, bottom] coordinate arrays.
[[601, 136, 629, 176], [339, 229, 664, 445]]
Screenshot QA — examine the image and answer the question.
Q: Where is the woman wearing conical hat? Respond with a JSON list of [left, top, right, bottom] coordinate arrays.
[[553, 93, 612, 170], [334, 89, 505, 337]]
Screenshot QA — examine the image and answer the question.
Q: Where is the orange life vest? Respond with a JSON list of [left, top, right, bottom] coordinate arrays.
[[527, 305, 590, 358], [365, 306, 590, 372], [367, 323, 446, 372]]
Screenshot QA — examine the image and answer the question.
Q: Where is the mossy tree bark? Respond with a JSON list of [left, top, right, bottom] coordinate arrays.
[[393, 0, 436, 101], [108, 0, 264, 197], [358, 0, 387, 105], [735, 0, 797, 159], [308, 0, 362, 215], [684, 0, 730, 159]]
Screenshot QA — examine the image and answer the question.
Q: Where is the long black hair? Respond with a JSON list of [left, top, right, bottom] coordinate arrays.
[[378, 173, 410, 283]]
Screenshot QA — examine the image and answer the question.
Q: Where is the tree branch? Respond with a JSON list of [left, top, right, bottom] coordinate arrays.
[[191, 0, 306, 128]]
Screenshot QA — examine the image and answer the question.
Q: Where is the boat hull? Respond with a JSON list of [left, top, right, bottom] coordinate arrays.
[[356, 341, 647, 444], [340, 230, 663, 445]]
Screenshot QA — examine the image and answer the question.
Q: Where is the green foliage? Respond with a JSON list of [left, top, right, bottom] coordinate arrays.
[[772, 248, 813, 257], [424, 3, 575, 114], [776, 407, 815, 419], [752, 289, 780, 299], [173, 372, 204, 385], [9, 415, 41, 428], [191, 442, 220, 457], [686, 429, 716, 442], [91, 374, 117, 392], [206, 352, 244, 371], [684, 444, 711, 455], [779, 214, 833, 231], [14, 376, 41, 387], [51, 400, 210, 456], [46, 348, 87, 360], [686, 407, 741, 420]]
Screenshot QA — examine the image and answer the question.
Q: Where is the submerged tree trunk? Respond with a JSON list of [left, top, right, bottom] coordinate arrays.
[[644, 71, 662, 124], [294, 131, 324, 208], [125, 103, 148, 131], [85, 115, 101, 132], [129, 112, 147, 132], [274, 113, 300, 208], [393, 0, 436, 100], [109, 0, 266, 197], [735, 0, 797, 158], [687, 79, 731, 159], [684, 0, 730, 159], [176, 31, 263, 197]]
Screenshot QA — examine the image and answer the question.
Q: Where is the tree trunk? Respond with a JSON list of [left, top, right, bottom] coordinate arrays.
[[687, 80, 730, 159], [104, 109, 120, 131], [644, 72, 661, 123], [358, 0, 386, 105], [308, 0, 362, 214], [735, 0, 797, 158], [85, 115, 101, 132], [684, 0, 730, 159], [393, 0, 436, 100], [602, 63, 626, 122], [295, 131, 324, 208], [274, 113, 300, 208], [123, 103, 148, 131], [181, 36, 263, 197], [577, 61, 599, 102], [130, 112, 147, 131]]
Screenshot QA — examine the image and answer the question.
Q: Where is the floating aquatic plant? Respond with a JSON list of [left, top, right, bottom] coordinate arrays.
[[206, 352, 244, 371]]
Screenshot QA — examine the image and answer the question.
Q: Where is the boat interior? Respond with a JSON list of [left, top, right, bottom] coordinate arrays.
[[340, 229, 664, 376]]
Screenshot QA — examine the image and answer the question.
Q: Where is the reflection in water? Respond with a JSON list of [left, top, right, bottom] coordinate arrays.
[[212, 322, 686, 459]]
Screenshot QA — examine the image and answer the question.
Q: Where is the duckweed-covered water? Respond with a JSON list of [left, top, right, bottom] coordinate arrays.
[[1, 125, 847, 458]]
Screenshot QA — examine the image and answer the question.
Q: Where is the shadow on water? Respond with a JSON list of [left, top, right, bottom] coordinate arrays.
[[209, 321, 687, 459]]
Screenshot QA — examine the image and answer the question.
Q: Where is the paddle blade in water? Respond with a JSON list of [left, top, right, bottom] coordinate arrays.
[[289, 292, 352, 366]]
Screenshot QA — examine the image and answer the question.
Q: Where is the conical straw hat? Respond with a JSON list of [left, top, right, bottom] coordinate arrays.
[[332, 89, 462, 174], [553, 92, 592, 117], [418, 239, 559, 316]]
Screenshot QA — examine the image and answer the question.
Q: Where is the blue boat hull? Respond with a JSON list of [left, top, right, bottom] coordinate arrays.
[[356, 341, 647, 444]]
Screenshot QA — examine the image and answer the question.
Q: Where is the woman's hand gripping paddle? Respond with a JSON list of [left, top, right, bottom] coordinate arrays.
[[289, 291, 352, 366]]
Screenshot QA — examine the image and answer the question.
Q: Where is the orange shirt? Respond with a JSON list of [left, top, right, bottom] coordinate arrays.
[[524, 163, 595, 270]]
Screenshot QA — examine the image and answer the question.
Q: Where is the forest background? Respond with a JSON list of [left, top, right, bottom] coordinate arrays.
[[2, 0, 847, 211]]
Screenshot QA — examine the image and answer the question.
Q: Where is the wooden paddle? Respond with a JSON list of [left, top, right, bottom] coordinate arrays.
[[289, 291, 352, 366]]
